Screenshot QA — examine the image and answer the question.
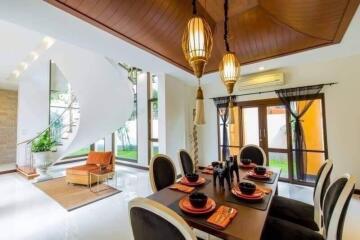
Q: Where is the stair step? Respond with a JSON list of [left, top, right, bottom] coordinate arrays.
[[55, 143, 63, 146], [61, 137, 69, 140]]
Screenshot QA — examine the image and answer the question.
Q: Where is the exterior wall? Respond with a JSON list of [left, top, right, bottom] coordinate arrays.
[[0, 90, 18, 165], [197, 54, 360, 188]]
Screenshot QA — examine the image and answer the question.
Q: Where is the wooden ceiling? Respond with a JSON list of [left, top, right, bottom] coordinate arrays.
[[45, 0, 359, 75]]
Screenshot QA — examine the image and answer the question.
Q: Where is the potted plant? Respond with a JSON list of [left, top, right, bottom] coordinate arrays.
[[31, 130, 56, 172]]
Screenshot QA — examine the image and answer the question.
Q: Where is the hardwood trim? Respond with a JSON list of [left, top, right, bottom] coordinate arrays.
[[116, 161, 149, 171], [0, 169, 16, 175], [44, 0, 193, 74], [333, 0, 360, 43]]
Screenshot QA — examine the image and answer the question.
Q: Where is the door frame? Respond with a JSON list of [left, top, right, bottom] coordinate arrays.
[[236, 98, 293, 182]]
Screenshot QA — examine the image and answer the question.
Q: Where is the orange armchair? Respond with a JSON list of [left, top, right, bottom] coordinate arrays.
[[66, 151, 115, 186]]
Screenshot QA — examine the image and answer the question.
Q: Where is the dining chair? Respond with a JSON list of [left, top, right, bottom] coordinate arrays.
[[149, 154, 176, 192], [269, 160, 333, 231], [178, 149, 194, 176], [239, 144, 267, 166], [261, 174, 356, 240], [129, 197, 197, 240]]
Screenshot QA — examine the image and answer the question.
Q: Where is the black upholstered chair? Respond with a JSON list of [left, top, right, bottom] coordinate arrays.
[[239, 144, 267, 166], [149, 154, 176, 192], [262, 174, 356, 240], [269, 160, 333, 231], [129, 197, 197, 240], [178, 149, 194, 176]]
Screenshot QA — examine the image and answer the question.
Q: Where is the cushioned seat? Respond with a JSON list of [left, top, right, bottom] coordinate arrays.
[[269, 160, 333, 231], [269, 195, 319, 231], [262, 174, 355, 240], [66, 151, 114, 186], [66, 164, 99, 176], [261, 216, 324, 240]]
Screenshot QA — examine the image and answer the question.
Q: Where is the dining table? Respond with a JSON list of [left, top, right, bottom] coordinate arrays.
[[147, 167, 281, 240]]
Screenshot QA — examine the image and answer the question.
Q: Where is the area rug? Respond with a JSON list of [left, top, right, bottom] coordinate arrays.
[[34, 177, 121, 211]]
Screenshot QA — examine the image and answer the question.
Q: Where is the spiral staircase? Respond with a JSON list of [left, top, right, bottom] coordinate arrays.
[[16, 43, 133, 179]]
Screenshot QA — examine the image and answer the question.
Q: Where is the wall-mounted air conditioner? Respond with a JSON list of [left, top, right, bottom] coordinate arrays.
[[237, 71, 285, 90]]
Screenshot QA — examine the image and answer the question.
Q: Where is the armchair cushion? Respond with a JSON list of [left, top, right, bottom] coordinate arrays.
[[86, 151, 113, 165], [66, 164, 99, 176], [261, 216, 324, 240], [269, 195, 319, 231]]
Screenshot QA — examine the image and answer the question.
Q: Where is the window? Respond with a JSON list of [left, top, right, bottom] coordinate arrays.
[[148, 74, 159, 161], [95, 138, 105, 152], [115, 67, 138, 162], [66, 146, 91, 158], [217, 96, 328, 186]]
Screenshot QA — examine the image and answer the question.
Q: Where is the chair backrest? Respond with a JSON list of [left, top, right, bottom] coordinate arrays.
[[239, 144, 267, 166], [178, 149, 194, 176], [129, 197, 196, 240], [313, 159, 333, 228], [322, 174, 355, 240], [86, 151, 113, 166], [149, 154, 176, 192]]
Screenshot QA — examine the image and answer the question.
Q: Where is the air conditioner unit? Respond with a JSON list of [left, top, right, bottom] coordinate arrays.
[[237, 71, 285, 90]]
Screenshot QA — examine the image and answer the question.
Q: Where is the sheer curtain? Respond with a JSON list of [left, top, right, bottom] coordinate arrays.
[[213, 96, 236, 161], [275, 84, 323, 181]]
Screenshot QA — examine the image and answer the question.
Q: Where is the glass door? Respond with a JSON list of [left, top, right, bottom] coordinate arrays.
[[238, 101, 291, 181], [265, 105, 291, 179]]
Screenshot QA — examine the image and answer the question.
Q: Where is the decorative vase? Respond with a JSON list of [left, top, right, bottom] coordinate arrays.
[[33, 151, 53, 173]]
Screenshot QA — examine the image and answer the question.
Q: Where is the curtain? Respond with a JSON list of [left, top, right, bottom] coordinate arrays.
[[213, 96, 236, 161], [275, 84, 324, 181]]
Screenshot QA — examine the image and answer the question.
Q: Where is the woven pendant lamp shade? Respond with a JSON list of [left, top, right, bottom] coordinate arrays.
[[182, 16, 213, 79], [219, 52, 240, 95]]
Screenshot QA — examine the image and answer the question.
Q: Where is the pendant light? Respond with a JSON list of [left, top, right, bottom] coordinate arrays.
[[219, 0, 240, 124], [182, 0, 213, 125]]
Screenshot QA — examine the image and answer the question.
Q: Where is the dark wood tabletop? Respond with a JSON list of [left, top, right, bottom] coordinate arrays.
[[147, 167, 281, 240]]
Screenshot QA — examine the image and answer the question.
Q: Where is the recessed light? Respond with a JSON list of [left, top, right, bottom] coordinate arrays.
[[20, 62, 28, 70], [259, 66, 265, 71], [30, 51, 39, 61], [43, 36, 55, 49], [12, 70, 20, 78]]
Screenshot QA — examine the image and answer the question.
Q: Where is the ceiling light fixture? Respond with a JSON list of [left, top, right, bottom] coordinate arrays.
[[219, 0, 240, 124], [20, 62, 28, 70], [182, 0, 213, 125], [43, 36, 55, 49], [259, 66, 265, 71], [12, 70, 20, 78], [30, 51, 39, 61]]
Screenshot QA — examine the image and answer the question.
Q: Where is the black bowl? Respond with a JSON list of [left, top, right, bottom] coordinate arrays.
[[239, 182, 256, 195], [241, 158, 252, 165], [211, 161, 220, 168], [254, 166, 267, 175], [185, 173, 199, 183], [189, 192, 208, 208]]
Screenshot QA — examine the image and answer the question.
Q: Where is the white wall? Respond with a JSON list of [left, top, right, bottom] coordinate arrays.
[[158, 74, 195, 173], [16, 58, 50, 165], [197, 54, 360, 187]]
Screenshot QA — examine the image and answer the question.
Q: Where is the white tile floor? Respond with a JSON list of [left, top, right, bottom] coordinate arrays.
[[0, 164, 359, 240]]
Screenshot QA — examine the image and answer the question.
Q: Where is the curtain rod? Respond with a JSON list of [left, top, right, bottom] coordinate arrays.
[[210, 82, 338, 99]]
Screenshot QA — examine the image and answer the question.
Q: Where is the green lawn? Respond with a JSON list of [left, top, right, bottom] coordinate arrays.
[[269, 159, 288, 178], [67, 147, 90, 157], [117, 149, 137, 161]]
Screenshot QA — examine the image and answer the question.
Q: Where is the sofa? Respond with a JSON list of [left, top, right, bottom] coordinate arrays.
[[66, 151, 114, 186]]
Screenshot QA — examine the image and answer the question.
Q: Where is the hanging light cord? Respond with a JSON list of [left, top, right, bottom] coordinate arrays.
[[224, 0, 230, 52], [192, 0, 197, 15]]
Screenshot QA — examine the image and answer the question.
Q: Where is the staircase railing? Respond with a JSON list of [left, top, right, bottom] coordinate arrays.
[[16, 96, 79, 177]]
